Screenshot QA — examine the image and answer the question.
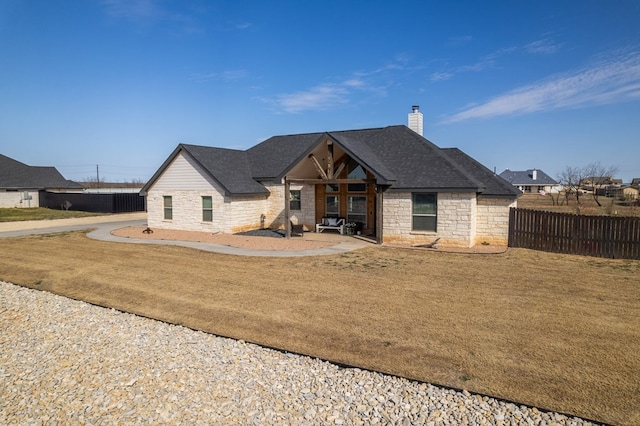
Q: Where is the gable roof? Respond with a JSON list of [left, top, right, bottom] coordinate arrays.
[[248, 125, 496, 192], [442, 149, 521, 197], [142, 144, 268, 196], [143, 125, 521, 198], [499, 169, 558, 186], [334, 126, 485, 191], [0, 153, 83, 190]]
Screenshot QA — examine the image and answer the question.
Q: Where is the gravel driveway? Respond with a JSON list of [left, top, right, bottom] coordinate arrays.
[[1, 281, 596, 425]]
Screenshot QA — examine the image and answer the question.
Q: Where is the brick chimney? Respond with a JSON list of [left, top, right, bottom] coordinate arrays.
[[408, 105, 423, 136]]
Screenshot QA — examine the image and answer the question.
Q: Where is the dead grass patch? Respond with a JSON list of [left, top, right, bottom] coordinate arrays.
[[1, 231, 638, 425]]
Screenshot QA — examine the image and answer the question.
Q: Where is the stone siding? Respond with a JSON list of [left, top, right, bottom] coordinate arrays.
[[382, 191, 477, 247], [475, 197, 517, 246], [264, 183, 316, 231], [147, 182, 317, 234]]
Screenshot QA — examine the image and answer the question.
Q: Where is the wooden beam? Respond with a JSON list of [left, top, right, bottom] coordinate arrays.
[[333, 160, 347, 179], [287, 178, 375, 184], [307, 154, 328, 180], [284, 178, 291, 239], [376, 185, 384, 245], [327, 142, 334, 179]]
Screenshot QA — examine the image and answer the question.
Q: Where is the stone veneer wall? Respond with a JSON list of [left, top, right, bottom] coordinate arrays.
[[382, 191, 477, 247], [147, 183, 318, 234], [263, 183, 317, 231], [148, 187, 269, 233], [474, 197, 517, 246]]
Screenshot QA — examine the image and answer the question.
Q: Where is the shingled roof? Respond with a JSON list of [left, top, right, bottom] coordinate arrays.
[[442, 149, 521, 197], [144, 125, 520, 198], [0, 154, 83, 190], [499, 169, 558, 186]]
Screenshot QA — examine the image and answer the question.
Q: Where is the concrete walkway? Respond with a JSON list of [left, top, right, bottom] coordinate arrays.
[[0, 213, 371, 257]]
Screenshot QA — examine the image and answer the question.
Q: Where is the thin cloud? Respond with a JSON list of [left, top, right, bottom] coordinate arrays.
[[101, 0, 203, 33], [525, 37, 563, 54], [264, 59, 411, 113], [429, 47, 514, 83], [441, 50, 640, 124], [101, 0, 162, 21], [190, 70, 248, 83], [430, 72, 453, 82], [446, 35, 473, 47], [273, 84, 350, 114]]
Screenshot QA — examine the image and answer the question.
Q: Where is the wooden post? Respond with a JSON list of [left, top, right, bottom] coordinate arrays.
[[284, 177, 291, 239], [376, 185, 384, 244]]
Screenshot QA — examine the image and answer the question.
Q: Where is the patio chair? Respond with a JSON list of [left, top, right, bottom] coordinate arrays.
[[290, 220, 304, 237]]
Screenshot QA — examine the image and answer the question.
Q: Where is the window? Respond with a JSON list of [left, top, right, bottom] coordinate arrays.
[[412, 193, 437, 232], [163, 196, 172, 220], [326, 195, 339, 216], [290, 190, 301, 210], [325, 183, 339, 193], [347, 161, 367, 192], [348, 195, 366, 228], [202, 196, 213, 222]]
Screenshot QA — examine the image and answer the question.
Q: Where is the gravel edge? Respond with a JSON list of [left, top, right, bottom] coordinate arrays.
[[1, 281, 598, 425]]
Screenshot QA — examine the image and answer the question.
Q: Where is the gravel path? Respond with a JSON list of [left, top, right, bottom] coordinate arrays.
[[1, 281, 596, 425]]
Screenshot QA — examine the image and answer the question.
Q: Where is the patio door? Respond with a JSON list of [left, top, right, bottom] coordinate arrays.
[[347, 195, 366, 229]]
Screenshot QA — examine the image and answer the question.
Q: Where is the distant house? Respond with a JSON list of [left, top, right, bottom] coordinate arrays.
[[581, 176, 623, 187], [0, 154, 83, 208], [499, 169, 560, 194], [616, 185, 639, 201], [142, 109, 521, 247]]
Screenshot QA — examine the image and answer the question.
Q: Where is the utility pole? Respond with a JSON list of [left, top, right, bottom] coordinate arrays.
[[96, 164, 100, 189]]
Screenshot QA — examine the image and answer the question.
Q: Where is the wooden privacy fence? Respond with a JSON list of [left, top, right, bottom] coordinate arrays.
[[508, 208, 640, 260], [39, 191, 146, 214]]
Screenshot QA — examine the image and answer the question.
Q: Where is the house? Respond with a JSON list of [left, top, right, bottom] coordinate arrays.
[[0, 154, 84, 208], [616, 185, 639, 201], [141, 108, 521, 247], [499, 169, 560, 194]]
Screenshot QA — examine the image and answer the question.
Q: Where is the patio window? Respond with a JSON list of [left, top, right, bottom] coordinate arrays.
[[347, 195, 366, 228], [163, 196, 172, 220], [290, 190, 301, 210], [412, 193, 437, 232], [326, 183, 339, 193], [202, 196, 213, 222], [347, 161, 367, 192], [326, 195, 339, 216]]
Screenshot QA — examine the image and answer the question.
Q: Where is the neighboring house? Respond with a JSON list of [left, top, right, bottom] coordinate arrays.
[[142, 111, 521, 247], [0, 154, 84, 208], [616, 185, 639, 201], [499, 169, 560, 194], [581, 176, 623, 187]]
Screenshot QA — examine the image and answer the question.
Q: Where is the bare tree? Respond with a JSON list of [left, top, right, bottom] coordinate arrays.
[[557, 166, 583, 208], [557, 163, 619, 211], [582, 162, 619, 207]]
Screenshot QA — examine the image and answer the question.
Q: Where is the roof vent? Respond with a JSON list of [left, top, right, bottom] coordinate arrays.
[[408, 105, 423, 136]]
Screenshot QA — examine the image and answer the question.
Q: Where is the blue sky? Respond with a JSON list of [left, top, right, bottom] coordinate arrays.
[[1, 0, 639, 183]]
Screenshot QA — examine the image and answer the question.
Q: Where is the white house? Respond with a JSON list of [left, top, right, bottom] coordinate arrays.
[[499, 169, 561, 194], [142, 110, 521, 247]]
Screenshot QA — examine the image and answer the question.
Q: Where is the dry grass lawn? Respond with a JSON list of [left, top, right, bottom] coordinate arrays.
[[1, 231, 638, 425]]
